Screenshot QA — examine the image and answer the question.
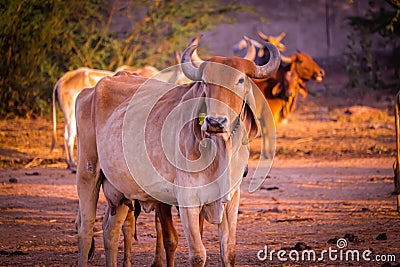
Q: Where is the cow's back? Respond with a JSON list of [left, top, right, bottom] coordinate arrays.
[[75, 86, 98, 166], [77, 72, 174, 204]]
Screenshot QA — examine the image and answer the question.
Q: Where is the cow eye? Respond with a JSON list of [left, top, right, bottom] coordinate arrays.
[[237, 78, 245, 84]]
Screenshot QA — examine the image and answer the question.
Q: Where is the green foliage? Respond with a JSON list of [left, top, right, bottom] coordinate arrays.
[[109, 0, 259, 69], [0, 0, 259, 118], [344, 0, 400, 93], [0, 0, 114, 118]]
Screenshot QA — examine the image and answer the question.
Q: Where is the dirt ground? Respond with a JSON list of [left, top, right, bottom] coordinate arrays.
[[0, 84, 399, 266]]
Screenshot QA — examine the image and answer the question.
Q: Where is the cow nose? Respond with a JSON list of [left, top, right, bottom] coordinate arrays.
[[205, 116, 227, 127], [204, 116, 228, 132]]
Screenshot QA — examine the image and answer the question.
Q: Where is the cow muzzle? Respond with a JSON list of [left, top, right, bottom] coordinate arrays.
[[314, 69, 325, 82], [202, 116, 229, 135]]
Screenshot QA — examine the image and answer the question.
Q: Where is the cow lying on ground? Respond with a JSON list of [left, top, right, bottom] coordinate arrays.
[[75, 35, 280, 266]]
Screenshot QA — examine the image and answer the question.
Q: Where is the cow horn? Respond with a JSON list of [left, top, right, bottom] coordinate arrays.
[[253, 42, 280, 79], [188, 35, 204, 67], [258, 30, 287, 52], [257, 30, 268, 41], [281, 55, 292, 64], [277, 32, 287, 42], [181, 39, 203, 81], [243, 36, 256, 61]]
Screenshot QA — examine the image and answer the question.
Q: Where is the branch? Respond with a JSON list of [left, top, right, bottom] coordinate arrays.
[[64, 33, 87, 66], [89, 0, 117, 59], [385, 0, 400, 9]]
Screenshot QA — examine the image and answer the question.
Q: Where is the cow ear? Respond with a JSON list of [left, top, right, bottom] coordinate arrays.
[[114, 71, 132, 77], [242, 102, 260, 142], [241, 82, 261, 142], [271, 82, 282, 96]]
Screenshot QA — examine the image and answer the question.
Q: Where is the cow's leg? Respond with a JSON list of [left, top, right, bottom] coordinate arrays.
[[66, 114, 77, 170], [199, 214, 204, 238], [158, 203, 178, 267], [218, 188, 240, 267], [261, 127, 268, 159], [76, 161, 101, 267], [151, 211, 165, 267], [122, 210, 135, 267], [180, 206, 206, 267], [103, 202, 130, 267], [260, 115, 273, 159], [63, 109, 77, 170]]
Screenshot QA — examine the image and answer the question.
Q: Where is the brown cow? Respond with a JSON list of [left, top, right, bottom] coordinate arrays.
[[241, 35, 325, 158], [75, 35, 280, 266]]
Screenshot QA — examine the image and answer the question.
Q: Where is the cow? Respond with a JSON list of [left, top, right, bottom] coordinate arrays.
[[75, 35, 280, 266], [238, 35, 325, 158], [52, 63, 187, 171], [233, 32, 287, 66], [393, 90, 400, 212], [51, 67, 114, 170]]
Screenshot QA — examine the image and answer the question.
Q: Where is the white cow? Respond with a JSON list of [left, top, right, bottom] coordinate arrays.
[[51, 64, 187, 170], [51, 67, 113, 170]]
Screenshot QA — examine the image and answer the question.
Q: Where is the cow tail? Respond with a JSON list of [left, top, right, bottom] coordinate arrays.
[[133, 200, 141, 241], [88, 236, 95, 262], [51, 81, 59, 152]]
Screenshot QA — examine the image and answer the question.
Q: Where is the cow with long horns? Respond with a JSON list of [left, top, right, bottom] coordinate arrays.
[[75, 35, 280, 266], [237, 32, 325, 158]]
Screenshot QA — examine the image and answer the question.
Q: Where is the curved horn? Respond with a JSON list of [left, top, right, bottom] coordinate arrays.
[[281, 55, 292, 64], [257, 30, 268, 41], [258, 30, 287, 52], [277, 32, 287, 42], [181, 42, 203, 81], [253, 42, 281, 79], [188, 35, 204, 67], [243, 36, 256, 61]]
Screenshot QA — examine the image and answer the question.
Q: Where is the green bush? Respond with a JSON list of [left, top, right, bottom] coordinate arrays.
[[344, 0, 400, 93], [0, 0, 259, 118]]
